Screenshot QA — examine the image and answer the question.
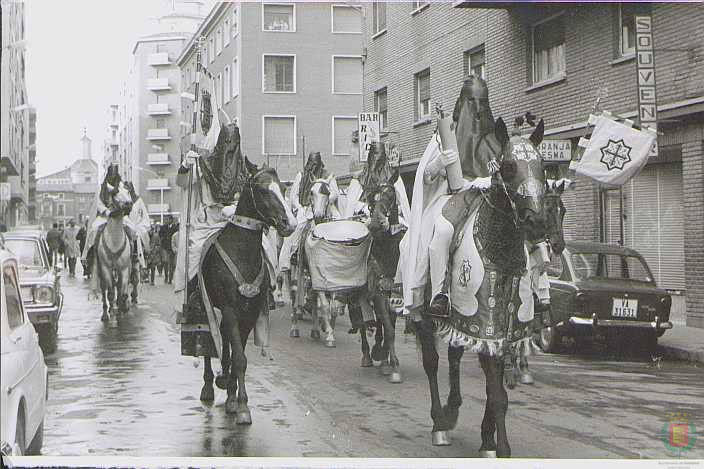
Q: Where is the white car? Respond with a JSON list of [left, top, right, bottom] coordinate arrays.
[[1, 241, 48, 456]]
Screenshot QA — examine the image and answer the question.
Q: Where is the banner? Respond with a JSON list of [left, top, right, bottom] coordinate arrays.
[[573, 113, 657, 186], [635, 14, 658, 158], [358, 112, 379, 162], [194, 71, 221, 153]]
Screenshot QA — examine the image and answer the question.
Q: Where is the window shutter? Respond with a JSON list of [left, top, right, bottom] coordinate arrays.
[[419, 72, 430, 101], [333, 6, 361, 33], [334, 57, 362, 94], [333, 118, 357, 155]]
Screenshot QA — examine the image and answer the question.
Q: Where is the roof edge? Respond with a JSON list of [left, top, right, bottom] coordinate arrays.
[[176, 2, 231, 66]]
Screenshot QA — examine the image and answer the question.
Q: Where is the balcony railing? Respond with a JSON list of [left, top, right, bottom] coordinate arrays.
[[147, 103, 171, 115], [146, 153, 171, 165], [148, 52, 171, 66], [147, 78, 170, 91], [148, 203, 170, 214], [147, 178, 170, 190], [146, 128, 170, 140]]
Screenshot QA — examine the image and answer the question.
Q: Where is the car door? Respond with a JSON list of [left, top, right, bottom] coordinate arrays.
[[3, 262, 44, 442], [546, 253, 574, 324]]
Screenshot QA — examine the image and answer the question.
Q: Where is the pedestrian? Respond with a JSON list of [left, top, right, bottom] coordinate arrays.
[[46, 223, 62, 267], [147, 225, 162, 285], [58, 224, 67, 268], [62, 220, 80, 277], [159, 217, 176, 284], [76, 221, 87, 277]]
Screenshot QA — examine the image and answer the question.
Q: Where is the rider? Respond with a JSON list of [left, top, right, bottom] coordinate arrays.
[[123, 181, 152, 272], [425, 76, 499, 318]]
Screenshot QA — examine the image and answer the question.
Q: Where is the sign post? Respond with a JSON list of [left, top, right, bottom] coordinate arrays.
[[635, 14, 658, 158], [358, 112, 380, 162]]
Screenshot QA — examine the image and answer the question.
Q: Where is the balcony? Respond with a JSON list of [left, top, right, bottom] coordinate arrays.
[[147, 178, 170, 190], [147, 78, 171, 91], [147, 153, 171, 165], [146, 128, 170, 140], [148, 52, 171, 66], [147, 103, 171, 115], [148, 203, 170, 214]]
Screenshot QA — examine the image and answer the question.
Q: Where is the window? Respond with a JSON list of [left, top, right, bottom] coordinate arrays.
[[374, 87, 388, 131], [332, 116, 357, 156], [209, 37, 215, 63], [4, 265, 24, 329], [232, 58, 239, 97], [224, 19, 231, 46], [618, 4, 637, 56], [217, 73, 223, 105], [216, 28, 222, 55], [331, 5, 361, 33], [263, 116, 296, 155], [531, 13, 565, 84], [464, 45, 485, 79], [411, 1, 429, 12], [263, 54, 295, 93], [224, 66, 231, 102], [372, 2, 386, 35], [232, 6, 239, 37], [415, 69, 430, 121], [263, 4, 295, 32], [332, 56, 362, 94]]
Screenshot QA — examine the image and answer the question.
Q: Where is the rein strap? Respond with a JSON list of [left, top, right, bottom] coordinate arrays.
[[231, 215, 264, 231]]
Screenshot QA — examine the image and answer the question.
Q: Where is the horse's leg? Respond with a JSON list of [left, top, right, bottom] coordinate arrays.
[[221, 307, 239, 415], [360, 324, 373, 367], [417, 317, 450, 446], [371, 314, 385, 362], [289, 272, 300, 337], [479, 391, 497, 457], [101, 286, 109, 322], [215, 332, 231, 390], [310, 293, 321, 340], [479, 354, 510, 457], [321, 293, 335, 348], [375, 294, 400, 382], [229, 316, 253, 425], [130, 258, 139, 304], [200, 356, 215, 402], [444, 344, 465, 429]]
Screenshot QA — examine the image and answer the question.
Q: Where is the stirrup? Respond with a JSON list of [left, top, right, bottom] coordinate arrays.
[[428, 293, 450, 319]]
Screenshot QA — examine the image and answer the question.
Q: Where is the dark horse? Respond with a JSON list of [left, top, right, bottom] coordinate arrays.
[[416, 94, 548, 456], [199, 158, 296, 423]]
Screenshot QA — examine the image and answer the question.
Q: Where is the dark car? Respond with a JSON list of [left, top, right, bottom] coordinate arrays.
[[3, 231, 63, 353], [539, 241, 672, 353]]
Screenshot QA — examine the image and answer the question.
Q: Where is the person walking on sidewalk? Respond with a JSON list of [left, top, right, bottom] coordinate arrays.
[[62, 220, 81, 277], [46, 223, 62, 267]]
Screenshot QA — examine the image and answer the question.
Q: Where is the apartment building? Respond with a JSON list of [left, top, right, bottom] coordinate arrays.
[[0, 0, 30, 227], [28, 106, 37, 222], [177, 1, 363, 181], [362, 2, 704, 327], [103, 104, 120, 172]]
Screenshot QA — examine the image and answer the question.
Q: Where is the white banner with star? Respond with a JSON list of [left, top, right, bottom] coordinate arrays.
[[573, 114, 657, 186]]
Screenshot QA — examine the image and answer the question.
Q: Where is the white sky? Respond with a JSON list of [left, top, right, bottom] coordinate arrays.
[[25, 0, 176, 178]]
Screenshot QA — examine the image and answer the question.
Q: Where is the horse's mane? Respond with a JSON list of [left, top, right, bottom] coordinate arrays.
[[199, 123, 246, 204]]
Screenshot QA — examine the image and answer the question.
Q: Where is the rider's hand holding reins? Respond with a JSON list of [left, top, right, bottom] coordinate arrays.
[[182, 150, 200, 169]]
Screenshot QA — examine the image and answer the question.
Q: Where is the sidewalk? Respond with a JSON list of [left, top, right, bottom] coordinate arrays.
[[657, 295, 704, 364]]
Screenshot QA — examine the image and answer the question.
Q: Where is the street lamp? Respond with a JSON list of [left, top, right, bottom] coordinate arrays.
[[137, 166, 166, 224]]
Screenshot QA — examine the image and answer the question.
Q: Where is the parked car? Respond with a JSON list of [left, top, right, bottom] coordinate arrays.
[[1, 240, 48, 456], [539, 241, 672, 353], [4, 231, 63, 353]]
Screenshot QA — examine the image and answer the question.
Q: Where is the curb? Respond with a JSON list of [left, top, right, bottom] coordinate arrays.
[[657, 344, 704, 365]]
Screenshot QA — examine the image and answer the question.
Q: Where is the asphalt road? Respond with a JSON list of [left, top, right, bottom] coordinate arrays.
[[39, 269, 704, 458]]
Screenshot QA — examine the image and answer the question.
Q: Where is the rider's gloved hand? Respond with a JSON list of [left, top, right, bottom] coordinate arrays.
[[181, 150, 200, 168]]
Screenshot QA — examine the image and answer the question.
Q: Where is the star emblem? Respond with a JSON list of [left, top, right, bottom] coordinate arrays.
[[600, 139, 632, 171]]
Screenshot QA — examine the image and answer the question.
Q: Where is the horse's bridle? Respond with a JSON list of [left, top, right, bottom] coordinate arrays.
[[246, 168, 282, 229]]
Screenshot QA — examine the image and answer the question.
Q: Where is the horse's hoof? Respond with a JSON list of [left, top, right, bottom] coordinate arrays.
[[236, 408, 252, 425], [361, 355, 373, 368], [505, 371, 517, 390], [200, 385, 214, 402], [225, 398, 238, 414], [101, 313, 109, 322], [479, 450, 497, 458], [520, 371, 534, 385], [290, 328, 300, 338], [215, 374, 229, 390], [325, 339, 336, 348], [389, 371, 403, 383], [371, 344, 385, 362], [311, 330, 321, 340], [380, 361, 392, 376], [431, 431, 451, 446]]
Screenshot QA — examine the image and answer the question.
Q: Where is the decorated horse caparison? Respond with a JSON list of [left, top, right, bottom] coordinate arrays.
[[406, 76, 550, 457]]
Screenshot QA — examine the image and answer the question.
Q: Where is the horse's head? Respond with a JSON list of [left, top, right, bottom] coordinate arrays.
[[110, 182, 134, 218], [543, 178, 573, 255], [367, 168, 400, 235], [123, 181, 139, 204], [492, 117, 548, 243], [243, 157, 296, 237], [299, 151, 325, 207], [310, 176, 335, 223]]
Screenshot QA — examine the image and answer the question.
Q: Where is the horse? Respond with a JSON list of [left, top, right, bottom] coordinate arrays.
[[95, 170, 134, 322], [199, 158, 296, 423], [415, 114, 549, 457], [363, 168, 407, 383]]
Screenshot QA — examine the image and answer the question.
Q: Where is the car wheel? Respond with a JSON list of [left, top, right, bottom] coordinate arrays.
[[26, 420, 43, 455], [14, 411, 26, 456], [539, 326, 562, 353]]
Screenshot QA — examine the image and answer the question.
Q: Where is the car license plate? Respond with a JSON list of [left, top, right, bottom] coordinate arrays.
[[612, 298, 638, 318]]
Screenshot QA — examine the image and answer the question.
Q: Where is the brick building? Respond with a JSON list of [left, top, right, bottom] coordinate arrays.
[[362, 2, 704, 327], [177, 1, 363, 181]]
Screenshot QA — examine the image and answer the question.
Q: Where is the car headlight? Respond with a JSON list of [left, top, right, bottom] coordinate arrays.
[[34, 285, 54, 304]]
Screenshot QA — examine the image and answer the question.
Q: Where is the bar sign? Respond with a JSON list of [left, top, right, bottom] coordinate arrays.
[[635, 15, 658, 157]]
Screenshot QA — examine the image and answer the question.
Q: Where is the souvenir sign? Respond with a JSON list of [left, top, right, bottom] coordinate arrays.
[[635, 14, 658, 157], [359, 112, 380, 162]]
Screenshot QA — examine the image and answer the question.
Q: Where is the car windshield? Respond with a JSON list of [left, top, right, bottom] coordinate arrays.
[[4, 239, 46, 270], [570, 252, 653, 283]]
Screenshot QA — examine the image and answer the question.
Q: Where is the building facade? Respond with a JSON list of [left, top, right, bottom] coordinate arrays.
[[362, 2, 704, 328], [177, 1, 363, 181], [0, 0, 30, 228], [36, 133, 99, 229], [28, 106, 37, 223], [103, 104, 120, 172]]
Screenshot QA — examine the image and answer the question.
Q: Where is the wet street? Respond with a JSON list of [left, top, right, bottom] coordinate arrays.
[[40, 269, 704, 458]]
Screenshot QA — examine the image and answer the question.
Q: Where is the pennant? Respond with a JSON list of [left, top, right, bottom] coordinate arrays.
[[572, 113, 657, 186], [196, 72, 221, 153]]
